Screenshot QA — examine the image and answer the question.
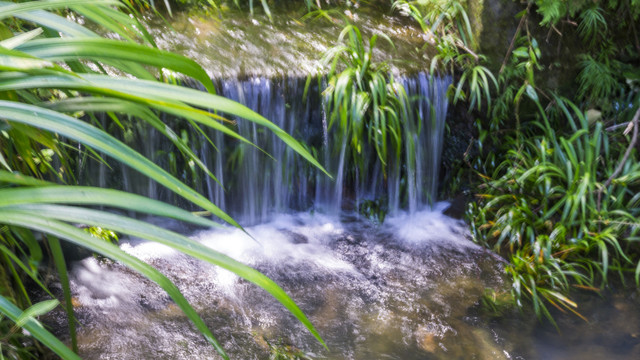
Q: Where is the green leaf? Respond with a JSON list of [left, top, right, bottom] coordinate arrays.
[[45, 97, 222, 185], [0, 295, 80, 360], [0, 170, 51, 186], [0, 28, 43, 49], [14, 299, 58, 328], [0, 53, 54, 71], [16, 38, 215, 93], [525, 84, 539, 102], [0, 0, 119, 20], [48, 236, 78, 352], [0, 185, 220, 228], [8, 5, 97, 37], [0, 152, 12, 171], [0, 100, 238, 227], [7, 203, 327, 349], [0, 211, 231, 359]]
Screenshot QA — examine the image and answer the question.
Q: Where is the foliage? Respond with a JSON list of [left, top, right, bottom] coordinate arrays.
[[392, 0, 497, 111], [469, 94, 640, 322], [532, 0, 639, 110], [576, 54, 619, 107], [310, 20, 433, 212], [391, 0, 640, 322], [358, 198, 388, 225], [317, 24, 413, 175], [534, 0, 639, 26], [0, 0, 326, 358], [0, 297, 75, 360], [266, 338, 314, 360], [84, 226, 119, 245], [462, 0, 640, 321]]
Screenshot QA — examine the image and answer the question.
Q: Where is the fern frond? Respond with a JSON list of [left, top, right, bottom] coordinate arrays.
[[577, 55, 618, 106], [536, 0, 566, 25], [578, 7, 607, 46]]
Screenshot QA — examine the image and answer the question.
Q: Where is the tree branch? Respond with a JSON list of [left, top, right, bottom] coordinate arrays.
[[597, 106, 640, 211], [499, 2, 532, 75]]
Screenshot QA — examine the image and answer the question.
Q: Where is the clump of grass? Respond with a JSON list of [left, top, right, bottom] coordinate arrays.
[[1, 1, 327, 359], [468, 96, 640, 324], [315, 23, 413, 178], [266, 338, 314, 360]]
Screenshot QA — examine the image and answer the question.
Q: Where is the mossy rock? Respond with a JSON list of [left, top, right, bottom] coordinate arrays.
[[473, 0, 582, 95]]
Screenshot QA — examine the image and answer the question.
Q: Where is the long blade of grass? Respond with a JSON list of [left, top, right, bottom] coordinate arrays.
[[0, 101, 238, 227], [0, 211, 231, 359], [0, 0, 118, 20], [0, 185, 220, 228], [47, 236, 77, 353], [0, 295, 80, 360], [9, 6, 97, 37], [0, 243, 51, 298], [17, 38, 215, 93], [8, 203, 327, 348], [45, 97, 222, 185], [0, 170, 52, 186], [0, 28, 43, 49], [14, 299, 59, 328]]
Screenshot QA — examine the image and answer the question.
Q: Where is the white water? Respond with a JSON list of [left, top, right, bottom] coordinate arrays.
[[54, 205, 517, 360], [46, 203, 640, 360]]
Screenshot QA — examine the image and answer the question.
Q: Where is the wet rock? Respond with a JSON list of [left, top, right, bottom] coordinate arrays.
[[415, 326, 441, 353], [280, 229, 309, 244], [148, 7, 429, 78], [39, 211, 516, 359], [443, 194, 469, 220]]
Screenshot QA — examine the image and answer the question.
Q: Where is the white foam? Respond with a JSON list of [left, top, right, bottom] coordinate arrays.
[[192, 213, 355, 273], [385, 202, 480, 250]]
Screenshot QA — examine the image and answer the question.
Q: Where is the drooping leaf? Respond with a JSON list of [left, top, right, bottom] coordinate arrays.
[[0, 211, 231, 359], [0, 100, 238, 227], [0, 295, 80, 360]]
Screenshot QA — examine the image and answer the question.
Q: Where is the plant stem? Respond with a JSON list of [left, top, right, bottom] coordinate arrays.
[[597, 106, 640, 211], [499, 2, 532, 75]]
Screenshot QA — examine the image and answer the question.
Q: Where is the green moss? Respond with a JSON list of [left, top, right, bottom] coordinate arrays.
[[466, 0, 484, 50]]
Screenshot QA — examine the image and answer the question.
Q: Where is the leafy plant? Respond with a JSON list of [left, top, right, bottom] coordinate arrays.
[[266, 338, 314, 360], [393, 0, 497, 111], [358, 198, 388, 225], [457, 0, 640, 324], [1, 0, 327, 358], [0, 297, 74, 360], [318, 24, 411, 174], [576, 54, 618, 108], [468, 95, 640, 323], [84, 226, 119, 245]]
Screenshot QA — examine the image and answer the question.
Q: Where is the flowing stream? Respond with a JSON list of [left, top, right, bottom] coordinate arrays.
[[46, 208, 640, 359], [53, 8, 640, 360], [52, 207, 516, 359]]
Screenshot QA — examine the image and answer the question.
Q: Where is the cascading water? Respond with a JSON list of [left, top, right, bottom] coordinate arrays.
[[85, 72, 450, 223], [214, 73, 451, 222]]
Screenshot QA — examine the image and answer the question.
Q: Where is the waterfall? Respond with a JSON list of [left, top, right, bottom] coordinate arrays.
[[82, 73, 450, 224], [399, 73, 451, 211]]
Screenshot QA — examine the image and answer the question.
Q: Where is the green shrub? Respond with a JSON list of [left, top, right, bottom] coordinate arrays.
[[1, 1, 326, 358], [468, 96, 640, 323]]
